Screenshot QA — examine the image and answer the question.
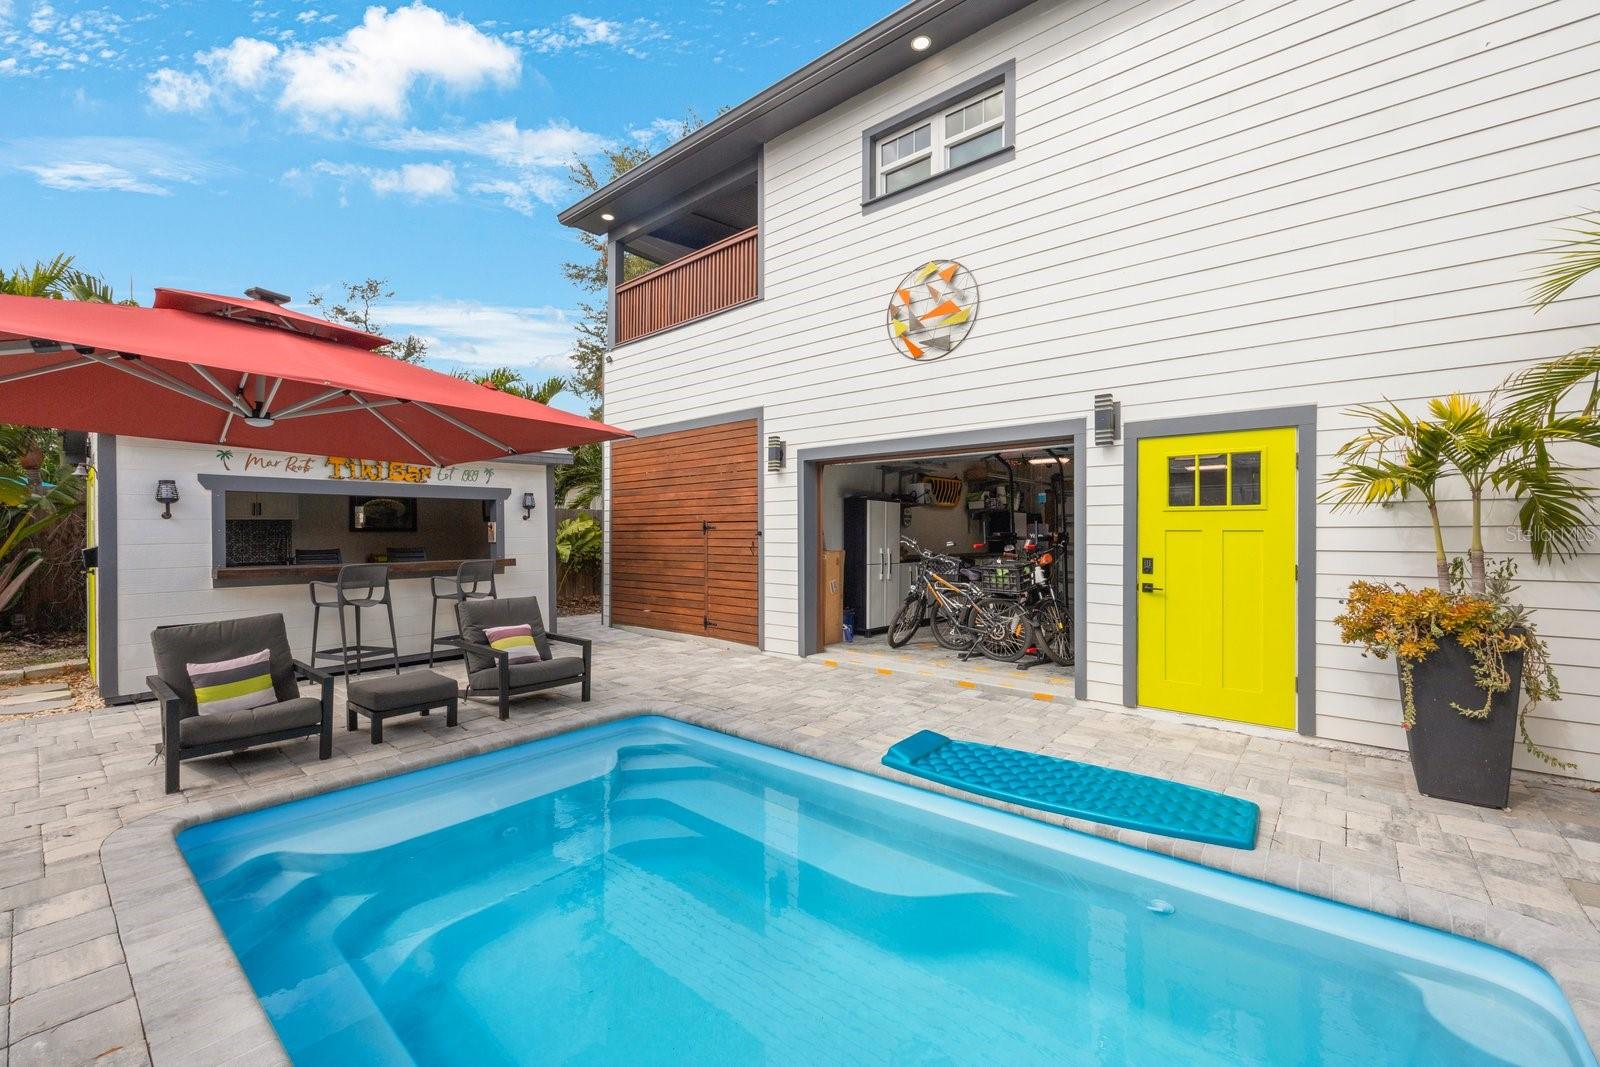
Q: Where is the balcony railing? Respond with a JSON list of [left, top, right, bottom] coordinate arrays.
[[614, 226, 758, 346]]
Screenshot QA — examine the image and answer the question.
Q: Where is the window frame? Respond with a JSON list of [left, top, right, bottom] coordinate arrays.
[[860, 60, 1016, 213]]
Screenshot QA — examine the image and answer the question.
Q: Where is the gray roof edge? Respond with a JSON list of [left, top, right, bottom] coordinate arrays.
[[557, 0, 972, 230]]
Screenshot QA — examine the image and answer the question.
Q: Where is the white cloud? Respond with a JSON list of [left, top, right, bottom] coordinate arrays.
[[0, 1, 13, 23], [629, 115, 697, 149], [199, 36, 279, 91], [4, 136, 216, 194], [512, 13, 662, 57], [380, 118, 608, 169], [277, 3, 519, 121], [146, 4, 519, 122], [146, 67, 212, 111], [308, 158, 456, 201], [379, 299, 578, 374], [467, 174, 564, 216], [370, 160, 455, 198], [23, 161, 169, 195], [1, 2, 126, 75]]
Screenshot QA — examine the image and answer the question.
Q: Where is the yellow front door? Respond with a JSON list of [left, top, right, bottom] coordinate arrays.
[[1137, 427, 1296, 729]]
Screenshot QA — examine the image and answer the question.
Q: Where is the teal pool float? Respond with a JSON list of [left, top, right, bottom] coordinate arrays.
[[884, 729, 1260, 850]]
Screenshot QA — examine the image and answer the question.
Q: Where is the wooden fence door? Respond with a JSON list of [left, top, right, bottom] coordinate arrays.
[[609, 419, 758, 645]]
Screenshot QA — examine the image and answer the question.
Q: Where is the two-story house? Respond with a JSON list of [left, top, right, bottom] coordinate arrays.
[[560, 0, 1600, 781]]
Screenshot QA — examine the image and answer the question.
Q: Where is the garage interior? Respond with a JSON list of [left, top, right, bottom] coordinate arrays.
[[817, 440, 1078, 698]]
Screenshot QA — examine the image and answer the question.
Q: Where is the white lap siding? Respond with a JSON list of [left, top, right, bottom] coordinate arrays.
[[602, 0, 1600, 780]]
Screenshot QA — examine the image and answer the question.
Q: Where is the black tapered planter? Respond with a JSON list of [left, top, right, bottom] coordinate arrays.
[[1402, 635, 1522, 808]]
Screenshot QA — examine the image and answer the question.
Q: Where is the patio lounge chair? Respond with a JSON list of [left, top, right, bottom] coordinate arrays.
[[148, 613, 334, 794], [443, 596, 590, 718]]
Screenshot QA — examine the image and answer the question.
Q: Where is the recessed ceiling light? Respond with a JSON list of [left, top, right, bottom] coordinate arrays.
[[910, 34, 931, 51], [600, 212, 615, 221]]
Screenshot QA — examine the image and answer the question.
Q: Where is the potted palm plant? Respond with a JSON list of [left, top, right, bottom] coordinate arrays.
[[1325, 222, 1600, 805]]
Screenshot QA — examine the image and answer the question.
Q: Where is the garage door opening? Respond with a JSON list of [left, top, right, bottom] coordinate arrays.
[[609, 417, 760, 646], [803, 426, 1085, 702]]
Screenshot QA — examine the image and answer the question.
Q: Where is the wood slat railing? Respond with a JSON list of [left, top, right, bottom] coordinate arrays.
[[614, 227, 758, 345]]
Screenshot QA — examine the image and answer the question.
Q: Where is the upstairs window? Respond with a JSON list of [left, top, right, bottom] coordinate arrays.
[[862, 61, 1015, 211]]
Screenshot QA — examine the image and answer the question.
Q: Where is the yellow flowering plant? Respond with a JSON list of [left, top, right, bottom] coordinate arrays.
[[1335, 560, 1569, 767]]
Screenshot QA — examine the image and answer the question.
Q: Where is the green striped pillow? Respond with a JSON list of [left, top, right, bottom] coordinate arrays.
[[187, 649, 276, 714], [484, 624, 542, 664]]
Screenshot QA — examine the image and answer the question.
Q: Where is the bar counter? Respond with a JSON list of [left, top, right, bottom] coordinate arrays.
[[214, 558, 516, 587]]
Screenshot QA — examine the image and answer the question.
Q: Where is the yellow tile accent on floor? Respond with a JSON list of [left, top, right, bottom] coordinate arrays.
[[955, 680, 977, 689], [822, 659, 838, 668], [876, 667, 894, 676], [1032, 693, 1054, 701]]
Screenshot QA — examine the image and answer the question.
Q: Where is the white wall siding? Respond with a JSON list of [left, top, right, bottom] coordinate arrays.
[[603, 0, 1600, 779], [103, 438, 552, 700]]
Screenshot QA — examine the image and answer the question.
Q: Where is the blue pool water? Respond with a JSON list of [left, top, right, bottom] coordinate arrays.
[[179, 717, 1596, 1066]]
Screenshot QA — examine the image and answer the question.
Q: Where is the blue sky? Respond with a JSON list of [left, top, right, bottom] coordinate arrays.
[[0, 0, 897, 411]]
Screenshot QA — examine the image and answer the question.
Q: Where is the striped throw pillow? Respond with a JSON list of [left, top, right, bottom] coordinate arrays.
[[484, 624, 542, 664], [187, 649, 276, 714]]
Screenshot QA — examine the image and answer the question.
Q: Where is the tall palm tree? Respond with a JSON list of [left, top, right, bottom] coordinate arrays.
[[462, 367, 567, 406], [1324, 401, 1452, 591]]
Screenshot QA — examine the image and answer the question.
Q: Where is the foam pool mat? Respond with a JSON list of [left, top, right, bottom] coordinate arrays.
[[883, 730, 1259, 850]]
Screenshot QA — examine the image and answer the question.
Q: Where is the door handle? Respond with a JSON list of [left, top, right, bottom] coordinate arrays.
[[1140, 583, 1164, 593]]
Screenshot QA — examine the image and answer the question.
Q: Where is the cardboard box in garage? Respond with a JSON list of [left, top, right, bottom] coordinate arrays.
[[822, 549, 844, 645]]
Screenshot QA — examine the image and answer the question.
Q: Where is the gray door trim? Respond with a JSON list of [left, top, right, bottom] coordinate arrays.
[[621, 408, 765, 439], [796, 418, 1087, 701], [1121, 405, 1318, 736]]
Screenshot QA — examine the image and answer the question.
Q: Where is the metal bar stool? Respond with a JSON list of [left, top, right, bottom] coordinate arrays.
[[429, 558, 497, 667], [310, 563, 401, 678]]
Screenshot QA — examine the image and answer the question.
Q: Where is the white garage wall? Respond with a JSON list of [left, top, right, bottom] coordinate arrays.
[[601, 0, 1600, 779]]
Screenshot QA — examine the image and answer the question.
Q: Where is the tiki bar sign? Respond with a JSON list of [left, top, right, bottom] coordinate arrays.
[[215, 449, 495, 484]]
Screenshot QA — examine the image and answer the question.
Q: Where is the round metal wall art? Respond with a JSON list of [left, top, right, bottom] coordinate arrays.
[[886, 258, 979, 361]]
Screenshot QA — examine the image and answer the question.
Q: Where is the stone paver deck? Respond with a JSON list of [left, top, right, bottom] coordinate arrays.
[[2, 616, 1598, 1063]]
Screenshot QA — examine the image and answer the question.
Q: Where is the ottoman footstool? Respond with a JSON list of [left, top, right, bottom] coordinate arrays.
[[346, 669, 458, 743]]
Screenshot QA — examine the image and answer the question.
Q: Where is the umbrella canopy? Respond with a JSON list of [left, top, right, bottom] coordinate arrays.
[[0, 289, 629, 466]]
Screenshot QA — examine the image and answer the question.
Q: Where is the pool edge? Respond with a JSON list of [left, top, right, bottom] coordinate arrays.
[[103, 703, 1600, 1064]]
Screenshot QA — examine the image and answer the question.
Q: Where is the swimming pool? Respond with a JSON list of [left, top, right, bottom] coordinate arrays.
[[179, 716, 1596, 1066]]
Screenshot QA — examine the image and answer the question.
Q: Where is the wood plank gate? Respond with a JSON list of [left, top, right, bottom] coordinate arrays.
[[609, 418, 759, 645]]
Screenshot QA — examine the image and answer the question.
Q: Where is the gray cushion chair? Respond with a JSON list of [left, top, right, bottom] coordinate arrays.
[[147, 613, 333, 794], [443, 596, 590, 718]]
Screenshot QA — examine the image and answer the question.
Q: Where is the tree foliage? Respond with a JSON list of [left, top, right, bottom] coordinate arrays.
[[561, 112, 713, 416], [308, 278, 430, 364], [461, 366, 567, 406]]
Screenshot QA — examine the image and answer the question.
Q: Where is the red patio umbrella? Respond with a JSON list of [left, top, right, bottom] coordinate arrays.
[[0, 288, 629, 466]]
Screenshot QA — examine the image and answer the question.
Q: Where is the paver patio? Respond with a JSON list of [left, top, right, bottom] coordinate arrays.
[[2, 616, 1598, 1063]]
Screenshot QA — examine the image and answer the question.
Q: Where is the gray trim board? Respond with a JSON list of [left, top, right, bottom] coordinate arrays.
[[197, 474, 512, 576], [559, 0, 1035, 233], [860, 59, 1016, 213], [796, 417, 1088, 701], [546, 466, 559, 632], [1119, 405, 1318, 736], [501, 451, 576, 467], [93, 434, 118, 704], [622, 408, 766, 439]]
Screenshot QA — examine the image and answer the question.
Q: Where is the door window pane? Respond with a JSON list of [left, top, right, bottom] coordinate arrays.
[[1167, 456, 1196, 507], [1198, 453, 1227, 506], [948, 127, 1004, 168], [1230, 451, 1262, 505]]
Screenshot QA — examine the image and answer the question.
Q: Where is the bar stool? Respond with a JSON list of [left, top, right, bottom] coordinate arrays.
[[428, 558, 497, 667], [310, 564, 401, 678]]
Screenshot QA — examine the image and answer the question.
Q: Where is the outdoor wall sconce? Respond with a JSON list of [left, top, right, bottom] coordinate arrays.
[[521, 491, 537, 520], [767, 435, 786, 473], [1094, 393, 1121, 446], [155, 479, 180, 519]]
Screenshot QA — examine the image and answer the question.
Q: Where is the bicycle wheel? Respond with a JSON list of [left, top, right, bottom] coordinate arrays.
[[887, 596, 923, 647], [1029, 599, 1073, 667], [930, 601, 977, 651], [972, 595, 1028, 662]]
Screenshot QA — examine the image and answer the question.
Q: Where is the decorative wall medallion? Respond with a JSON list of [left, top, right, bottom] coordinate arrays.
[[887, 259, 978, 361]]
